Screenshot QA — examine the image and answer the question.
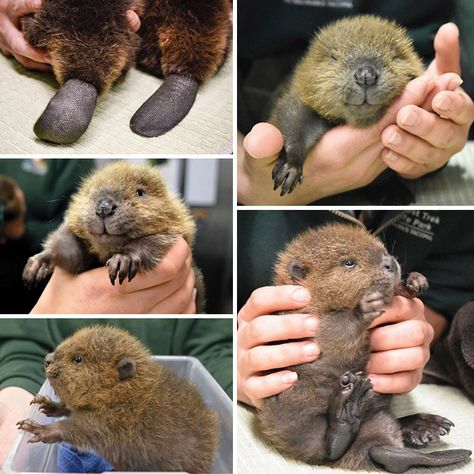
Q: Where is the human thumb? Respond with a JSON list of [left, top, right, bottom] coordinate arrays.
[[433, 23, 461, 75]]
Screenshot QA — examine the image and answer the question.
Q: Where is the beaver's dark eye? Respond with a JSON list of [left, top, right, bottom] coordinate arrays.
[[342, 259, 356, 268], [73, 355, 83, 364], [330, 54, 337, 61], [136, 188, 145, 197]]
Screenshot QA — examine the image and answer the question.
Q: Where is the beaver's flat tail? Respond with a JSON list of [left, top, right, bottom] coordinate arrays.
[[369, 446, 471, 473]]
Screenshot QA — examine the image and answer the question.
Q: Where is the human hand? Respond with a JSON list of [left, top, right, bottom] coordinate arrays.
[[367, 296, 434, 394], [126, 10, 140, 32], [0, 386, 34, 467], [0, 0, 51, 70], [238, 77, 435, 205], [381, 23, 474, 178], [237, 285, 319, 408], [30, 237, 197, 314]]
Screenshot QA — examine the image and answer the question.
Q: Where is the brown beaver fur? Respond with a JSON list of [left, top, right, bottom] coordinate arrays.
[[22, 161, 205, 311], [269, 15, 424, 196], [257, 223, 471, 472], [17, 325, 218, 472], [20, 0, 232, 142]]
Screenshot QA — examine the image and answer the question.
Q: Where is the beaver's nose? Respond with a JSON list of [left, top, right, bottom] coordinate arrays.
[[354, 65, 378, 87], [96, 198, 117, 218], [44, 353, 54, 367], [381, 255, 395, 272]]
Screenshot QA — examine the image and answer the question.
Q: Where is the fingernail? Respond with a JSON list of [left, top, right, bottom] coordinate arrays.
[[433, 94, 453, 112], [448, 77, 463, 90], [385, 150, 398, 162], [34, 0, 42, 8], [303, 342, 319, 357], [400, 109, 418, 127], [293, 287, 310, 303], [388, 130, 402, 146], [304, 317, 318, 334], [281, 372, 298, 384]]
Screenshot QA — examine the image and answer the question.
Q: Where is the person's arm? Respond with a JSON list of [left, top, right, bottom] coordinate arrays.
[[237, 286, 433, 408], [0, 387, 34, 466], [30, 237, 197, 314], [0, 0, 51, 70], [178, 319, 233, 398]]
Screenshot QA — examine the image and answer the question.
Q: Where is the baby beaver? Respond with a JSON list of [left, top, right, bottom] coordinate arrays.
[[17, 325, 219, 472], [269, 15, 423, 196], [257, 223, 471, 472], [22, 161, 205, 311]]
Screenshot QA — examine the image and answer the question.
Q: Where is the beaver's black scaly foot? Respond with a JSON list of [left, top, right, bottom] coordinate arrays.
[[130, 75, 199, 137]]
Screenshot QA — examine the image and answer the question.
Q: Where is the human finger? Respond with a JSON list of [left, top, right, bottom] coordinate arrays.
[[432, 89, 474, 126], [375, 77, 435, 134], [368, 369, 422, 394], [242, 122, 284, 168], [238, 285, 311, 325], [370, 296, 425, 327], [182, 289, 197, 314], [432, 23, 461, 75], [7, 0, 42, 21], [420, 73, 463, 111], [12, 52, 51, 71], [5, 24, 50, 64], [243, 340, 319, 375], [150, 265, 196, 314], [395, 105, 462, 151], [126, 10, 141, 32], [117, 237, 191, 293], [239, 314, 319, 349], [381, 149, 426, 178], [382, 122, 457, 168], [370, 319, 434, 352], [243, 371, 298, 407], [367, 345, 430, 375]]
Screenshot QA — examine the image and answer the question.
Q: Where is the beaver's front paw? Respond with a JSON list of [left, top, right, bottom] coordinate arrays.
[[17, 418, 63, 444], [31, 394, 69, 417], [106, 253, 141, 285], [272, 160, 303, 196], [22, 252, 55, 289], [404, 272, 429, 297], [359, 290, 385, 322]]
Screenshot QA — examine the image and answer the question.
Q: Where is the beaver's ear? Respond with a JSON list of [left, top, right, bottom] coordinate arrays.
[[288, 259, 308, 281], [117, 356, 136, 380]]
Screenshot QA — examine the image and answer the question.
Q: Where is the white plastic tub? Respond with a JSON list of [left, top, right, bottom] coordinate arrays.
[[4, 356, 232, 473]]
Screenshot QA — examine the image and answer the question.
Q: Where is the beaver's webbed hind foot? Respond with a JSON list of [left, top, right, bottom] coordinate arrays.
[[130, 75, 199, 137]]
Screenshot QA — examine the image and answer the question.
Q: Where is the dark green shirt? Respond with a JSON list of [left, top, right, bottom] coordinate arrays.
[[238, 210, 474, 320], [0, 319, 232, 398]]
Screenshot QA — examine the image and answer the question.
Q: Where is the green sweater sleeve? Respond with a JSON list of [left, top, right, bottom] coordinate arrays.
[[173, 319, 233, 398], [0, 320, 62, 395]]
